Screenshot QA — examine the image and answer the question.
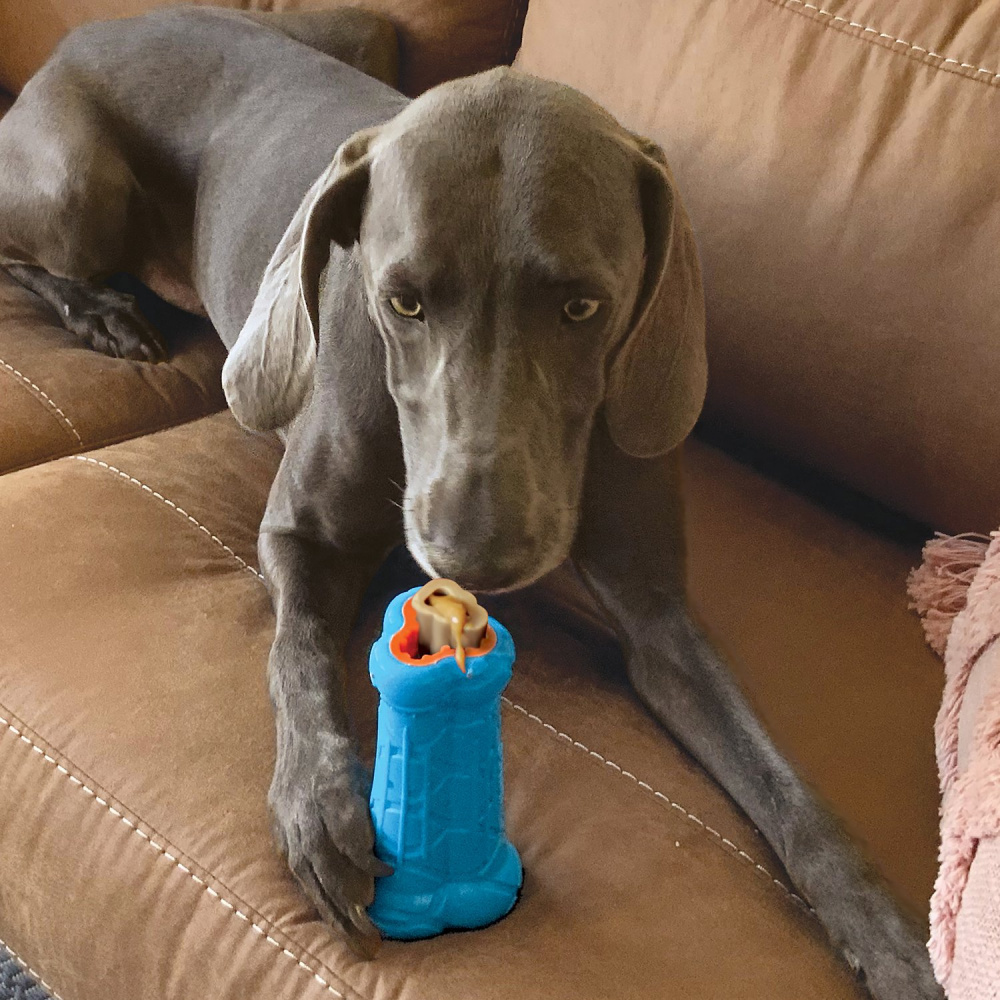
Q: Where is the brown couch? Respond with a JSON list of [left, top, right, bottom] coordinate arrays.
[[3, 0, 992, 997]]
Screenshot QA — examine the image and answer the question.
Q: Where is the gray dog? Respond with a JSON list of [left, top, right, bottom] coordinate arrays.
[[0, 7, 940, 997]]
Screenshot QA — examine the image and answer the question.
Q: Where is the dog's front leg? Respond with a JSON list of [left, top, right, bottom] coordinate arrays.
[[571, 420, 941, 1000], [259, 530, 392, 957]]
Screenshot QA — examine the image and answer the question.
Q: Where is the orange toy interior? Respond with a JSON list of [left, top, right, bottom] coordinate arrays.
[[390, 596, 496, 665]]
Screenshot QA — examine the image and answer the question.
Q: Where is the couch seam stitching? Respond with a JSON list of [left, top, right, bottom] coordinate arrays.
[[0, 709, 357, 1000], [0, 358, 82, 445], [769, 0, 1000, 88], [0, 932, 66, 1000], [2, 409, 228, 477], [69, 456, 264, 582], [500, 697, 812, 911], [74, 407, 227, 455]]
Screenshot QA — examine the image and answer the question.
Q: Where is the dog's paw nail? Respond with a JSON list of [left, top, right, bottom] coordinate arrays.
[[370, 857, 394, 878]]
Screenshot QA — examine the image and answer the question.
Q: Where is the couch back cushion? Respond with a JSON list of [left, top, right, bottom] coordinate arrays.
[[517, 0, 1000, 533], [0, 0, 526, 96]]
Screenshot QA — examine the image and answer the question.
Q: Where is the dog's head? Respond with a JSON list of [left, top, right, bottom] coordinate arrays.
[[223, 68, 705, 592]]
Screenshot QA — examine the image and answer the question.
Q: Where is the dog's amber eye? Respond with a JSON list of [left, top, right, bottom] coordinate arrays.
[[563, 298, 600, 322], [389, 295, 424, 320]]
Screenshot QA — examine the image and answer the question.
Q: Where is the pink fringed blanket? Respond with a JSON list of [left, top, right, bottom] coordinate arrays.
[[910, 532, 1000, 998]]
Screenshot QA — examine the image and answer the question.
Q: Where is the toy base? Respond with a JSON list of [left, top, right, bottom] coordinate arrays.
[[368, 841, 523, 940]]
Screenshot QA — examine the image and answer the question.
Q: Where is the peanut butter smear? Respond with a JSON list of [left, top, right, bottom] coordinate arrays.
[[429, 593, 469, 672]]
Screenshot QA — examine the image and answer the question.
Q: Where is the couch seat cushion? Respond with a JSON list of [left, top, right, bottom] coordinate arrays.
[[0, 270, 227, 474], [0, 414, 940, 999]]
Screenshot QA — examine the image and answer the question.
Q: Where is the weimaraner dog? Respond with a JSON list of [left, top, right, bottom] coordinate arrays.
[[0, 6, 939, 996]]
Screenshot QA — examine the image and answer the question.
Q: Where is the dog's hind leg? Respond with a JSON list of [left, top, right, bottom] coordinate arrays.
[[235, 8, 400, 88], [0, 70, 167, 361]]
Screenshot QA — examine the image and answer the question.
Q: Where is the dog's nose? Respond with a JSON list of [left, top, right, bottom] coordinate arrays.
[[413, 461, 547, 590], [417, 519, 542, 592]]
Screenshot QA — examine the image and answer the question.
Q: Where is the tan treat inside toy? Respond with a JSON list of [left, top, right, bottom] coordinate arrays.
[[413, 578, 487, 671]]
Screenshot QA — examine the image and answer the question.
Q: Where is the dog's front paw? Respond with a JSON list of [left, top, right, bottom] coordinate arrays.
[[786, 815, 943, 999], [839, 903, 943, 1000], [269, 730, 392, 958], [810, 865, 943, 1000]]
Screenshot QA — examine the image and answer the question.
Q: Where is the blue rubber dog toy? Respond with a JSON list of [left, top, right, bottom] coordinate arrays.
[[367, 580, 522, 939]]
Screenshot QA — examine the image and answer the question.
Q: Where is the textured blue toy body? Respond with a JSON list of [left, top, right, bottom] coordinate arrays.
[[367, 588, 522, 939]]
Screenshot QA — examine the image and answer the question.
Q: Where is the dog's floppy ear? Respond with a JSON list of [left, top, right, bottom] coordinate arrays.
[[605, 135, 707, 458], [222, 127, 378, 431]]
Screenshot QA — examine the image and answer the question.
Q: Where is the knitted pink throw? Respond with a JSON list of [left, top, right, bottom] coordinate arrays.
[[909, 532, 1000, 997]]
